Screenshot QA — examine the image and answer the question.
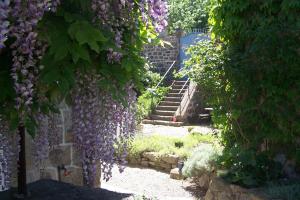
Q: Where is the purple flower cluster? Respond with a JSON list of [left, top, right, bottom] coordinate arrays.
[[72, 73, 137, 186], [32, 112, 63, 166], [91, 0, 168, 63], [9, 1, 60, 114], [0, 0, 10, 49], [0, 117, 14, 191], [146, 0, 168, 33]]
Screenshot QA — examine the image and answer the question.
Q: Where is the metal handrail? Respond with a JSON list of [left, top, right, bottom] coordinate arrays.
[[178, 78, 190, 95], [154, 60, 176, 90]]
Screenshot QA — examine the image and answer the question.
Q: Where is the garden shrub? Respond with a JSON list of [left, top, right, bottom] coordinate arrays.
[[185, 0, 300, 187], [136, 86, 170, 123], [182, 144, 219, 178]]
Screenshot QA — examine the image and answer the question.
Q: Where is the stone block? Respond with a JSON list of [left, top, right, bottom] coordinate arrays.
[[141, 161, 149, 167], [158, 161, 172, 170], [197, 173, 210, 189], [62, 109, 72, 132], [162, 154, 179, 164], [65, 130, 74, 143], [48, 145, 72, 167], [60, 166, 83, 186], [209, 177, 232, 193], [170, 168, 183, 180], [72, 147, 81, 166], [41, 168, 58, 180], [143, 152, 160, 162]]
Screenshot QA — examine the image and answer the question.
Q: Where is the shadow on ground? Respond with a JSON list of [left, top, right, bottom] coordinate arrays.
[[0, 180, 133, 200]]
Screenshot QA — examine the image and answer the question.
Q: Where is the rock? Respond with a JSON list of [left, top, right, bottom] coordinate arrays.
[[141, 161, 149, 167], [197, 173, 210, 189], [148, 161, 156, 167], [209, 177, 231, 193], [158, 162, 172, 170], [48, 145, 72, 167], [41, 168, 58, 180], [170, 168, 183, 180], [162, 154, 179, 164], [143, 152, 160, 162]]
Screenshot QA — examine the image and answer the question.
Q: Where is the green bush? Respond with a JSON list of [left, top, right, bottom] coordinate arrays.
[[185, 0, 300, 187], [136, 86, 170, 123], [128, 134, 214, 160], [182, 144, 219, 178], [217, 146, 283, 188], [266, 182, 300, 200]]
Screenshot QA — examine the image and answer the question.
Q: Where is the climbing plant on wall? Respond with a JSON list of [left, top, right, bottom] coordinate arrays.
[[0, 0, 168, 192]]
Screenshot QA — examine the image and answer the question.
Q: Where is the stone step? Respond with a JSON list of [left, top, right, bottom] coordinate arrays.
[[154, 110, 175, 116], [150, 115, 173, 121], [199, 114, 211, 118], [142, 119, 184, 127], [160, 101, 181, 106], [156, 106, 178, 111], [163, 97, 181, 102], [172, 85, 188, 90], [173, 81, 190, 86], [170, 88, 187, 93], [167, 93, 183, 98]]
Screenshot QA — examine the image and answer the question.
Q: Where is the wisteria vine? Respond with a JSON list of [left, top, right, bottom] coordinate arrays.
[[72, 72, 137, 186], [0, 0, 167, 189]]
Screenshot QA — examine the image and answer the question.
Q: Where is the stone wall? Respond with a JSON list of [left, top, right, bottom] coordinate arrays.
[[19, 102, 100, 188], [204, 177, 270, 200], [128, 152, 179, 172], [40, 102, 86, 186], [143, 34, 180, 78]]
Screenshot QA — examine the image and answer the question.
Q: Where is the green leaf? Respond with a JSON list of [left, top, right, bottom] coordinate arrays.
[[68, 20, 107, 53], [70, 42, 91, 63]]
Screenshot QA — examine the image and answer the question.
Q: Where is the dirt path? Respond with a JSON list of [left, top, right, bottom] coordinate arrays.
[[101, 165, 205, 200]]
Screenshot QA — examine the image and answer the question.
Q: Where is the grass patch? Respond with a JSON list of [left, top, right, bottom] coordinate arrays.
[[128, 133, 214, 159]]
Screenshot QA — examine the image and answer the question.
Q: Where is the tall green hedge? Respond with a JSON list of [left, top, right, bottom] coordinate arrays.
[[186, 0, 300, 186], [211, 0, 300, 154]]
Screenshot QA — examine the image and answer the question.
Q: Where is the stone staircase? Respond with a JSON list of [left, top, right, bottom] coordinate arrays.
[[142, 80, 190, 127]]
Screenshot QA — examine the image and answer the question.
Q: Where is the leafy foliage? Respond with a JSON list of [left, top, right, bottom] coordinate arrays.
[[185, 0, 300, 187], [266, 181, 300, 200], [136, 86, 169, 123], [128, 133, 214, 159], [168, 0, 212, 33]]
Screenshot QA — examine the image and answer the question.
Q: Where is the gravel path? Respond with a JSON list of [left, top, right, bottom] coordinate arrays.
[[102, 165, 205, 200], [138, 124, 213, 138]]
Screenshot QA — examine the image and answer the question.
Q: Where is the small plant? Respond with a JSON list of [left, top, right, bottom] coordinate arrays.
[[175, 141, 184, 148], [188, 127, 194, 133], [136, 86, 170, 123], [182, 144, 219, 178]]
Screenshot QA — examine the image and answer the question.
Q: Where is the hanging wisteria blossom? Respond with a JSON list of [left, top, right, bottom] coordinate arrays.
[[72, 72, 137, 186], [0, 0, 167, 190]]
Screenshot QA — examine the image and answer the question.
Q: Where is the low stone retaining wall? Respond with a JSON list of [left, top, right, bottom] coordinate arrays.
[[205, 177, 270, 200], [128, 152, 180, 172]]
